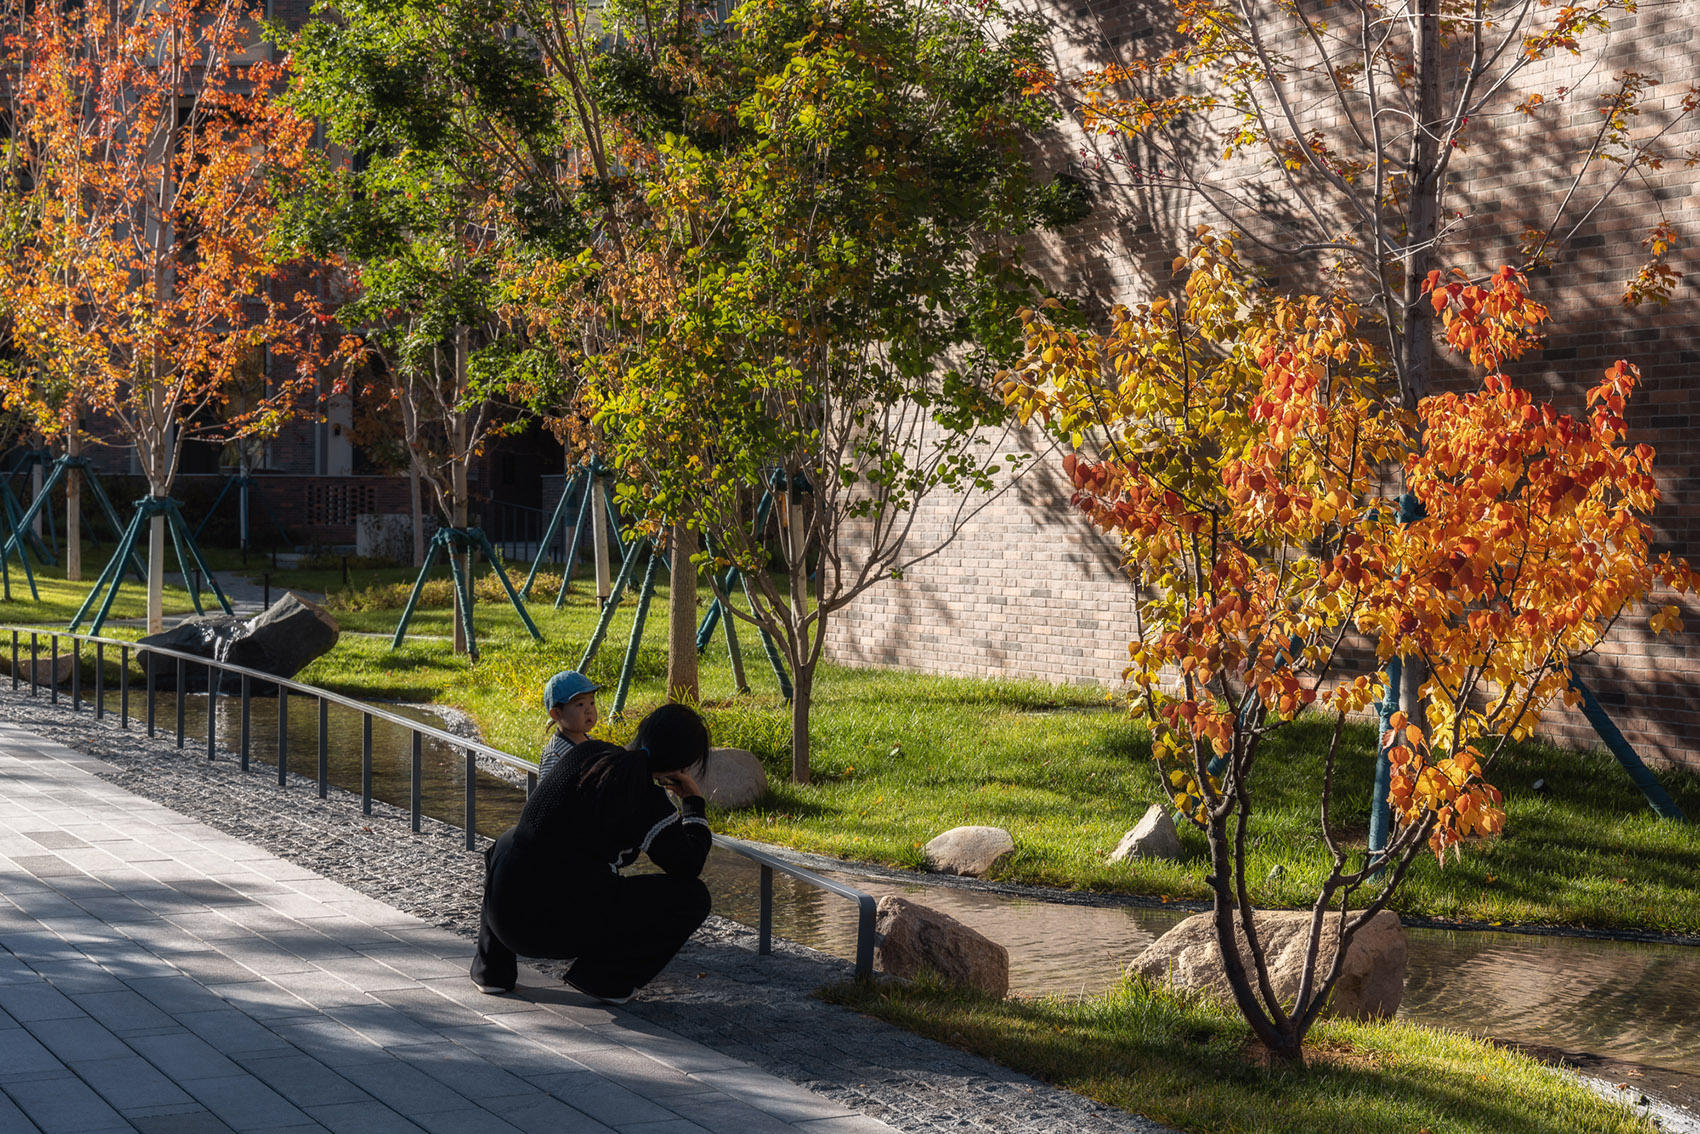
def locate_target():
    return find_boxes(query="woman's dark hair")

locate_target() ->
[636,703,710,774]
[572,703,710,792]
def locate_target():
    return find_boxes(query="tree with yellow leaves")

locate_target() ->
[1006,230,1693,1064]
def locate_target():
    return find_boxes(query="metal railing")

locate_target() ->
[1,625,876,980]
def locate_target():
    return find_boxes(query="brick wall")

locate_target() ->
[826,0,1700,771]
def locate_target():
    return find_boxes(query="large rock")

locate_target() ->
[221,593,340,687]
[1128,908,1407,1021]
[137,615,248,689]
[922,826,1014,877]
[696,747,769,808]
[0,650,75,686]
[138,594,338,693]
[1107,804,1182,864]
[875,896,1009,999]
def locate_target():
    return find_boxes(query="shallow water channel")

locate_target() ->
[112,688,1700,1079]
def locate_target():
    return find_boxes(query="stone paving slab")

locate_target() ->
[0,726,899,1134]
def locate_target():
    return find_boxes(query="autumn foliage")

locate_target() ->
[1006,230,1693,1061]
[0,0,324,493]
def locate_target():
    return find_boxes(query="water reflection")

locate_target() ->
[106,689,1700,1077]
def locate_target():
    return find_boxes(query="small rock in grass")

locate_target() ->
[1105,804,1182,864]
[922,826,1014,877]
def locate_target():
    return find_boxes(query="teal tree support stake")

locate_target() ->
[522,464,586,599]
[390,527,542,655]
[70,497,232,635]
[1368,492,1425,858]
[554,482,595,609]
[611,548,664,718]
[1570,677,1685,821]
[577,537,649,674]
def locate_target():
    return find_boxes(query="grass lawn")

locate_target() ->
[5,551,1700,935]
[823,976,1659,1134]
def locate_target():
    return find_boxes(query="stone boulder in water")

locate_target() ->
[138,594,338,693]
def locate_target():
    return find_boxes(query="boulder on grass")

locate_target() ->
[695,747,769,809]
[922,826,1014,877]
[1106,804,1182,864]
[137,594,338,693]
[875,895,1009,999]
[0,650,75,686]
[220,593,340,688]
[137,615,247,689]
[1127,908,1407,1021]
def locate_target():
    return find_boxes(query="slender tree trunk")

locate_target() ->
[1399,0,1442,411]
[409,460,425,567]
[451,329,470,655]
[591,475,611,607]
[790,658,813,784]
[65,429,82,582]
[667,521,699,702]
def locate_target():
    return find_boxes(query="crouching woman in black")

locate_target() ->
[471,703,713,1004]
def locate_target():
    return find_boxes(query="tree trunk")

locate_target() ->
[1400,0,1443,410]
[65,430,82,582]
[790,659,813,784]
[591,476,611,607]
[667,521,699,703]
[409,460,425,567]
[147,516,165,634]
[451,329,470,656]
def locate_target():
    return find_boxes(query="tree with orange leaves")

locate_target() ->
[0,0,324,631]
[1005,230,1693,1064]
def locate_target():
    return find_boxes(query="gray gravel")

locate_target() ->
[0,687,1171,1134]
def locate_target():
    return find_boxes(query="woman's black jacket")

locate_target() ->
[500,739,711,900]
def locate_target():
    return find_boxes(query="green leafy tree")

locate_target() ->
[582,0,1085,781]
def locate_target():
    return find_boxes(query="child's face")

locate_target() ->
[551,691,598,738]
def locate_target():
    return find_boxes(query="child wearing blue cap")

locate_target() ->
[539,669,601,780]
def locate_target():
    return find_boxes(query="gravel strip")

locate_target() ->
[0,688,1170,1134]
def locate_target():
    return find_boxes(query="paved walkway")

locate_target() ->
[0,725,895,1134]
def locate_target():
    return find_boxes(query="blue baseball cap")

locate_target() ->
[543,670,601,710]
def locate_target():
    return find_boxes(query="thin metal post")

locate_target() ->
[145,650,156,735]
[318,697,329,799]
[206,670,218,761]
[411,732,422,834]
[120,647,129,728]
[240,675,251,771]
[465,748,477,850]
[29,633,38,697]
[71,641,80,711]
[526,771,537,798]
[759,864,774,956]
[362,714,373,816]
[175,657,186,748]
[50,635,58,704]
[94,643,104,720]
[277,690,289,787]
[9,630,16,690]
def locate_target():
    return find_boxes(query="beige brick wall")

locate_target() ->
[826,0,1700,771]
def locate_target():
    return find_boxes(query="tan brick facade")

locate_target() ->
[827,0,1700,771]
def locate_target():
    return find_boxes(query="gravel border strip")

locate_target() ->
[0,689,1171,1134]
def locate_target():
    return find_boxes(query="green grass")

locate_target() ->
[8,552,1700,934]
[823,976,1656,1134]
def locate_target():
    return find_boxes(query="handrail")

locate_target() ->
[716,835,876,981]
[0,623,879,982]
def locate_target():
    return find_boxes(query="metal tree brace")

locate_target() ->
[389,526,542,661]
[69,496,233,635]
[191,473,292,556]
[520,459,626,608]
[2,455,145,602]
